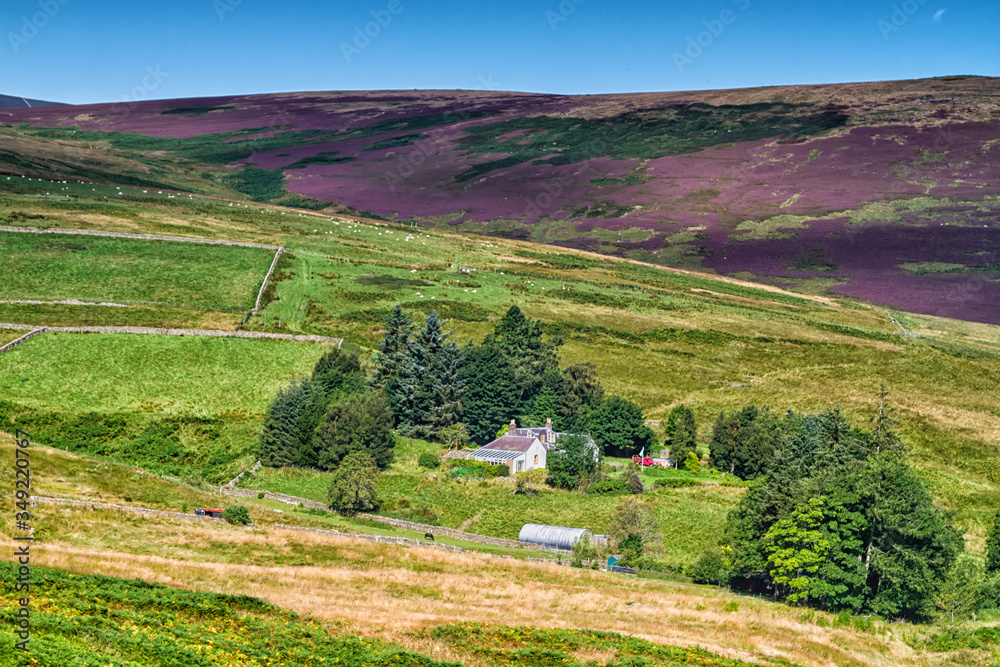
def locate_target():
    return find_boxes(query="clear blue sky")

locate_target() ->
[2,0,997,104]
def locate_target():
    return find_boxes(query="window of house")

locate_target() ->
[516,461,523,473]
[533,454,538,465]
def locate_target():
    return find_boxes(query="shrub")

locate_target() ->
[418,452,440,469]
[223,505,251,525]
[257,492,265,499]
[585,478,629,495]
[684,452,702,474]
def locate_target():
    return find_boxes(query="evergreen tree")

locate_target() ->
[258,380,308,467]
[527,385,560,427]
[459,342,520,443]
[423,341,468,437]
[589,395,656,456]
[664,404,697,468]
[870,385,906,455]
[986,509,1000,574]
[371,305,413,389]
[708,406,781,480]
[491,306,562,408]
[388,310,452,434]
[935,554,983,625]
[560,362,604,432]
[313,393,396,470]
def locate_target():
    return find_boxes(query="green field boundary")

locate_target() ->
[0,322,340,343]
[0,224,281,250]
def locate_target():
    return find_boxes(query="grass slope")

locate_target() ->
[0,231,274,310]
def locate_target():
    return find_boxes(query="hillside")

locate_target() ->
[1,175,999,543]
[0,433,988,667]
[0,77,998,324]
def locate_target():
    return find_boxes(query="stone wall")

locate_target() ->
[0,225,281,250]
[274,523,464,553]
[0,328,45,356]
[33,496,219,522]
[222,485,566,552]
[0,323,339,344]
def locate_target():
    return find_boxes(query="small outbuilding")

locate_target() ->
[518,523,594,550]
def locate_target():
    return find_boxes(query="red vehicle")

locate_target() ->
[632,455,656,466]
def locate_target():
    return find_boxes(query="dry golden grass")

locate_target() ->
[0,504,947,667]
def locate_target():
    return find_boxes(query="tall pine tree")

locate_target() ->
[372,306,413,389]
[460,341,520,443]
[664,404,697,468]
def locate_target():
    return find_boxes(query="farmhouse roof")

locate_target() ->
[481,435,539,453]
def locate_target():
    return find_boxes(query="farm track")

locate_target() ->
[0,323,341,344]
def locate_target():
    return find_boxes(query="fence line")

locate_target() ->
[0,323,339,344]
[0,328,46,356]
[0,225,281,250]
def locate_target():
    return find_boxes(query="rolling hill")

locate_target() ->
[0,76,998,324]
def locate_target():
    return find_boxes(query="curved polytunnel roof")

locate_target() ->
[518,524,593,551]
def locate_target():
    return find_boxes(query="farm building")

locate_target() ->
[469,419,596,473]
[469,432,547,474]
[519,524,594,550]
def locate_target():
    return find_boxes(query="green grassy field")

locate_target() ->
[0,332,332,482]
[0,230,275,310]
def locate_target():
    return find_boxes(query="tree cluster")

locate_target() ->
[376,305,656,454]
[696,400,964,621]
[258,346,395,471]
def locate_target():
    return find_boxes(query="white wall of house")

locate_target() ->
[509,440,547,474]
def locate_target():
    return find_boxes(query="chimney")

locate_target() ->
[510,418,516,434]
[545,417,553,430]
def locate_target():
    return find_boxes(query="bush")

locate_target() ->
[585,478,629,495]
[418,452,440,469]
[623,467,644,494]
[223,505,251,525]
[449,460,508,479]
[257,492,265,499]
[684,452,702,473]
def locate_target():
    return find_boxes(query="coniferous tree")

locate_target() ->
[388,310,451,433]
[527,385,560,427]
[258,380,309,467]
[423,341,468,437]
[314,393,396,470]
[459,341,520,443]
[560,362,604,432]
[491,306,562,408]
[664,404,697,468]
[986,510,1000,574]
[372,305,413,389]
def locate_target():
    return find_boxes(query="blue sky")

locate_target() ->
[1,0,997,104]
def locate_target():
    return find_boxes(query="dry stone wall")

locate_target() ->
[222,486,561,552]
[0,323,339,344]
[0,226,281,250]
[32,496,219,522]
[274,524,464,553]
[0,328,45,356]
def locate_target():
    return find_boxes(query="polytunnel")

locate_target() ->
[518,524,593,551]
